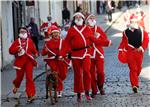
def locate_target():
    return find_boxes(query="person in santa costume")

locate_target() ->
[59,12,110,102]
[135,7,146,30]
[41,25,69,97]
[9,27,38,102]
[85,14,112,98]
[118,13,149,93]
[40,15,59,42]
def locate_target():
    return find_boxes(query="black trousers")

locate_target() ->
[107,10,112,22]
[31,36,39,51]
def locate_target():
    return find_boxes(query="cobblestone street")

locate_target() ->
[16,5,150,107]
[1,4,150,107]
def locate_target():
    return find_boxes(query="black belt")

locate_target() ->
[72,45,92,51]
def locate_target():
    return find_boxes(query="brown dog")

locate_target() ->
[46,71,58,105]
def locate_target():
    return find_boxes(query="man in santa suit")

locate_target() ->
[59,12,110,102]
[85,14,112,98]
[9,27,38,102]
[41,25,69,97]
[40,15,59,41]
[118,14,149,93]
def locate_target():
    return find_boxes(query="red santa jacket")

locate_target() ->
[41,38,70,64]
[90,25,111,59]
[60,25,110,59]
[118,27,149,53]
[9,38,38,70]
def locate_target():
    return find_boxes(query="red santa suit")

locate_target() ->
[118,27,149,88]
[40,21,58,41]
[41,27,69,92]
[9,37,38,97]
[60,24,110,94]
[89,25,111,95]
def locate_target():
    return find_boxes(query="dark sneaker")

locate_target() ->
[12,85,18,94]
[27,96,34,103]
[91,93,96,98]
[132,86,138,93]
[100,89,105,95]
[77,93,82,102]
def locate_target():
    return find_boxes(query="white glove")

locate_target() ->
[95,32,100,38]
[18,48,25,56]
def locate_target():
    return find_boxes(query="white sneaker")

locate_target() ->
[57,91,62,98]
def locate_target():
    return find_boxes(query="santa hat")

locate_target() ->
[86,14,95,21]
[129,13,138,22]
[85,14,95,23]
[48,25,60,35]
[118,51,127,64]
[73,12,85,19]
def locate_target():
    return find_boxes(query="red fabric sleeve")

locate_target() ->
[9,39,20,55]
[41,44,48,56]
[142,30,149,50]
[88,27,110,46]
[118,32,128,50]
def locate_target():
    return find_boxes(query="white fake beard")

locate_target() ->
[19,33,28,39]
[130,23,139,29]
[48,21,52,27]
[75,19,83,26]
[88,19,96,27]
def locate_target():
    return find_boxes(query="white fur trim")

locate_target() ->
[59,39,63,50]
[140,27,144,42]
[43,56,56,60]
[51,30,60,33]
[86,14,95,21]
[128,44,134,48]
[139,46,144,53]
[73,12,85,19]
[93,44,104,58]
[45,44,56,56]
[13,66,21,70]
[118,49,123,51]
[108,40,112,46]
[44,38,50,41]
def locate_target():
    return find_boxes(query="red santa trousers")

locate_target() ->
[90,58,105,94]
[127,50,143,87]
[72,56,91,93]
[47,59,68,91]
[13,58,35,97]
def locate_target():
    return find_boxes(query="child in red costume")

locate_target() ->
[9,27,38,102]
[86,14,112,98]
[41,25,69,97]
[59,12,110,102]
[118,14,149,93]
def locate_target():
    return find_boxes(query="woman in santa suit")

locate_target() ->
[118,14,149,93]
[59,12,110,102]
[9,27,38,102]
[86,14,112,98]
[41,25,69,97]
